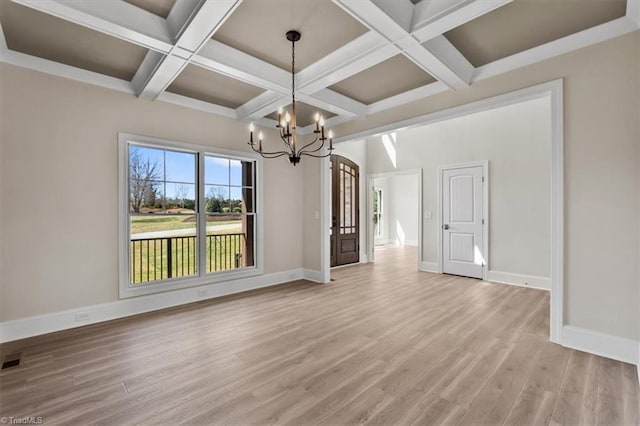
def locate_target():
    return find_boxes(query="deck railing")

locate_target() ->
[130,233,245,284]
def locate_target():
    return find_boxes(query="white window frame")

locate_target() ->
[118,132,264,298]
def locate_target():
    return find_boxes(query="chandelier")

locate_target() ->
[248,30,334,166]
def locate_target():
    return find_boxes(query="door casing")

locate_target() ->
[366,169,423,267]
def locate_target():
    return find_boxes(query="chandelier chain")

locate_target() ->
[291,37,296,121]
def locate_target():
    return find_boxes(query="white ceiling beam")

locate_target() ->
[10,0,382,120]
[411,0,512,42]
[299,89,368,118]
[236,91,287,120]
[334,0,471,88]
[135,0,241,99]
[419,35,474,84]
[295,31,397,93]
[193,40,290,94]
[11,0,173,53]
[232,32,395,119]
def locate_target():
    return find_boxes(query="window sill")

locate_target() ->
[119,267,263,299]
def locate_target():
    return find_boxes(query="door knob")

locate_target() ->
[443,224,449,230]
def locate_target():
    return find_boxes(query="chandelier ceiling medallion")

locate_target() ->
[248,30,334,166]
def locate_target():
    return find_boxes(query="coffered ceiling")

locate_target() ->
[0,0,638,134]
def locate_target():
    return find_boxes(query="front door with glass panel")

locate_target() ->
[330,155,359,267]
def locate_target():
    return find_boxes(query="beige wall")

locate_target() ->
[367,96,552,278]
[0,64,304,321]
[308,32,640,340]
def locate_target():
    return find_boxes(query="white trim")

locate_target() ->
[365,168,423,270]
[419,261,439,273]
[367,82,449,115]
[0,269,305,344]
[485,271,550,291]
[117,132,263,299]
[549,80,564,344]
[335,79,564,346]
[320,156,331,283]
[561,326,639,365]
[637,342,640,386]
[437,161,489,280]
[302,269,323,283]
[0,50,135,94]
[157,91,237,119]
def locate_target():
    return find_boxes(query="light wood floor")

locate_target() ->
[1,246,638,425]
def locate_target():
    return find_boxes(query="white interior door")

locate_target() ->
[441,165,485,279]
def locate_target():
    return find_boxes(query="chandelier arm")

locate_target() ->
[279,133,293,149]
[299,138,329,155]
[248,143,290,158]
[299,150,332,159]
[296,134,321,152]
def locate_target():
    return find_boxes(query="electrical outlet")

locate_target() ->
[75,312,90,322]
[198,289,208,298]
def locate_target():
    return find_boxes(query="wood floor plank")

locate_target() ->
[0,246,637,425]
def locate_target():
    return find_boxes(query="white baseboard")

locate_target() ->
[0,268,305,343]
[561,325,639,365]
[302,269,323,283]
[485,270,550,291]
[419,261,439,273]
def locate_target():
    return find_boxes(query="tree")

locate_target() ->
[175,184,189,209]
[206,186,226,213]
[130,149,161,213]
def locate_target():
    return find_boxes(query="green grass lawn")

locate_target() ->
[130,233,246,284]
[131,215,240,234]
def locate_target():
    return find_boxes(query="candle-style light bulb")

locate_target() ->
[280,119,286,128]
[319,116,325,127]
[249,122,255,132]
[328,130,334,139]
[249,122,255,143]
[328,130,334,150]
[277,107,283,126]
[285,111,291,123]
[314,112,320,122]
[258,131,263,141]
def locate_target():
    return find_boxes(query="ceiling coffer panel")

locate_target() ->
[329,55,436,105]
[213,0,369,71]
[0,1,148,81]
[167,64,266,109]
[445,0,627,67]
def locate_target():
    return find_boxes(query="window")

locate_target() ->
[119,133,261,298]
[373,188,383,237]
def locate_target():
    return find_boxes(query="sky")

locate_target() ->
[130,145,251,200]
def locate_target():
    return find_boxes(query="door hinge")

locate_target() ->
[482,176,485,183]
[482,219,485,225]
